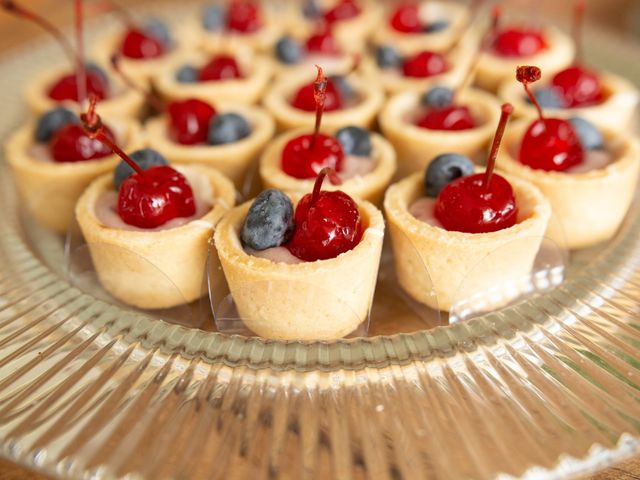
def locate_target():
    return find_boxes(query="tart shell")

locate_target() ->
[75,165,236,309]
[213,193,385,340]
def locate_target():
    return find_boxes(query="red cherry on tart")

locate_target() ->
[167,99,217,145]
[389,3,422,33]
[282,66,344,179]
[226,0,262,33]
[80,97,195,229]
[491,27,547,57]
[305,28,340,55]
[324,0,361,24]
[517,66,584,171]
[290,75,343,112]
[435,103,518,233]
[120,28,166,59]
[50,123,115,163]
[402,51,448,78]
[286,168,362,261]
[416,105,475,131]
[47,71,109,102]
[198,55,244,81]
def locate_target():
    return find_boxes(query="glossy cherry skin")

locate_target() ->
[416,105,476,131]
[117,165,196,229]
[551,65,603,108]
[290,78,343,112]
[167,99,217,145]
[305,30,340,55]
[519,118,584,171]
[324,0,361,23]
[50,124,115,163]
[282,134,344,179]
[492,28,546,57]
[120,28,166,59]
[227,1,262,33]
[48,71,109,102]
[390,3,422,33]
[286,190,362,261]
[402,51,448,78]
[435,173,518,233]
[198,55,243,81]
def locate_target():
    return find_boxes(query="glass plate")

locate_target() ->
[0,3,639,479]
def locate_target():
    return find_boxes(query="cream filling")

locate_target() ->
[94,168,214,232]
[408,196,442,228]
[246,246,304,264]
[338,153,376,179]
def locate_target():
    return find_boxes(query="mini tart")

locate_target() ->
[284,0,383,53]
[153,47,273,105]
[92,31,188,86]
[359,29,476,95]
[144,104,275,188]
[258,128,396,204]
[384,171,551,312]
[476,26,575,92]
[213,193,384,340]
[379,88,501,178]
[498,120,640,250]
[498,70,639,132]
[5,118,143,234]
[263,72,384,131]
[372,1,469,52]
[24,66,145,118]
[76,165,236,310]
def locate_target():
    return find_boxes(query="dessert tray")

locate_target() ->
[0,2,639,479]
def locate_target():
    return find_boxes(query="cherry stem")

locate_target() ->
[311,65,327,150]
[572,0,585,64]
[110,54,165,112]
[483,103,513,191]
[75,0,87,106]
[97,0,135,26]
[1,0,78,66]
[80,95,144,176]
[310,167,342,206]
[516,65,544,121]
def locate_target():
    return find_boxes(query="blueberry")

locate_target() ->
[569,117,604,151]
[114,148,168,189]
[85,62,109,86]
[275,36,304,65]
[336,126,372,157]
[176,64,199,83]
[302,0,321,19]
[202,5,226,31]
[424,153,475,197]
[420,86,454,108]
[528,87,564,109]
[424,20,449,33]
[143,17,172,47]
[241,189,295,250]
[208,113,251,145]
[329,75,354,100]
[34,107,79,143]
[375,45,402,69]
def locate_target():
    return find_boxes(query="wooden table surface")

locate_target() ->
[0,1,638,478]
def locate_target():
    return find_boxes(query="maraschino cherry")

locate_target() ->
[305,27,340,55]
[50,123,115,162]
[198,55,244,81]
[226,0,262,33]
[549,1,603,108]
[324,0,361,24]
[490,8,546,58]
[81,96,195,228]
[389,3,422,33]
[286,167,362,261]
[402,51,448,78]
[290,70,343,112]
[517,66,584,171]
[435,103,518,233]
[282,66,344,178]
[1,0,109,103]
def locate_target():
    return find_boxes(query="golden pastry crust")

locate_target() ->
[213,193,385,340]
[75,165,236,309]
[384,171,551,311]
[476,26,575,92]
[4,118,143,233]
[144,104,275,188]
[153,46,273,105]
[263,71,384,131]
[372,1,470,52]
[498,120,640,249]
[498,70,639,132]
[379,88,501,177]
[24,66,144,118]
[259,128,396,204]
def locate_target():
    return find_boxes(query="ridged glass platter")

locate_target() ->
[0,3,639,479]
